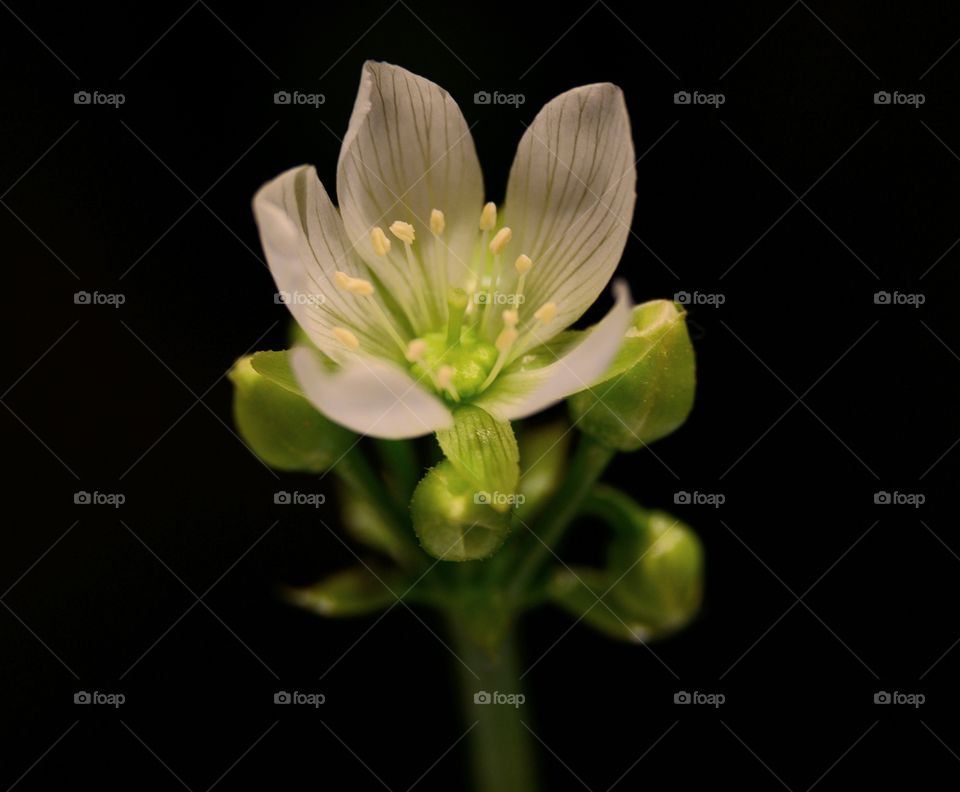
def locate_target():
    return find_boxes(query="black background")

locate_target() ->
[3,0,959,788]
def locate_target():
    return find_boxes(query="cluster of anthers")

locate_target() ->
[327,201,558,404]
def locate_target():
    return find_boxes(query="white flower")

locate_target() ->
[254,61,637,439]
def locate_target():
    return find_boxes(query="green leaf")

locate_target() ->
[436,405,519,511]
[230,353,353,472]
[410,460,512,561]
[569,300,695,451]
[282,566,403,617]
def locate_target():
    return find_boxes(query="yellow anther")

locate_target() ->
[405,339,427,363]
[389,220,416,245]
[502,309,519,327]
[334,270,374,296]
[333,327,360,350]
[437,365,460,400]
[495,327,518,352]
[479,202,497,231]
[489,227,512,255]
[514,254,532,275]
[534,302,557,324]
[371,227,391,256]
[430,209,445,236]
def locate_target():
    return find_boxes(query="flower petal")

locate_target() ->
[502,83,636,352]
[474,281,633,421]
[337,61,484,330]
[253,165,401,363]
[290,347,453,439]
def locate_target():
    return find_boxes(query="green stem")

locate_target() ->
[507,434,614,601]
[448,617,538,792]
[334,446,426,572]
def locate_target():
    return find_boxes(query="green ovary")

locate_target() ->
[411,327,497,400]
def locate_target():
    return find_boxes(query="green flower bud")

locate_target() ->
[606,509,703,634]
[410,460,512,561]
[282,566,405,617]
[229,351,353,472]
[569,300,695,451]
[547,486,703,640]
[516,420,571,522]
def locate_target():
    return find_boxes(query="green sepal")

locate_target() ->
[410,460,512,561]
[436,405,519,512]
[281,566,405,617]
[229,352,353,472]
[569,300,695,451]
[546,567,655,643]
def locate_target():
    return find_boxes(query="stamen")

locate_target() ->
[489,227,512,256]
[495,327,518,351]
[334,270,374,296]
[405,338,427,363]
[371,227,391,256]
[502,309,519,327]
[479,202,497,231]
[480,326,518,392]
[437,365,460,401]
[534,302,558,324]
[389,220,416,245]
[430,209,445,236]
[514,254,532,275]
[333,327,360,350]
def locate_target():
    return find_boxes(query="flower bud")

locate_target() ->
[606,509,703,634]
[569,300,695,451]
[229,351,353,472]
[410,460,512,561]
[515,420,571,521]
[282,566,404,617]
